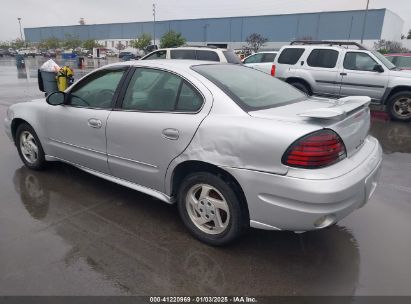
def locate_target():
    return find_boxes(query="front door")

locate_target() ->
[45,67,127,173]
[106,67,212,193]
[338,51,389,101]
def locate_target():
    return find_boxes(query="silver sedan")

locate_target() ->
[4,60,382,245]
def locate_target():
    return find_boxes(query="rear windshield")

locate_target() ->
[223,50,242,64]
[192,64,305,111]
[278,48,305,65]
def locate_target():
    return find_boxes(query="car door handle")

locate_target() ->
[88,118,102,129]
[162,128,179,140]
[340,72,347,76]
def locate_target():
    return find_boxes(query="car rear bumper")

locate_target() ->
[224,136,382,231]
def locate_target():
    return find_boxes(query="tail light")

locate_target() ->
[271,64,276,76]
[282,129,346,169]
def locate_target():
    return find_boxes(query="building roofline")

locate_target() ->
[24,8,395,30]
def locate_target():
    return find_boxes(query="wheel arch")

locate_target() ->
[170,160,249,220]
[11,118,29,144]
[383,86,411,104]
[285,77,313,95]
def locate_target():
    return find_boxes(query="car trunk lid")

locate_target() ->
[248,96,371,157]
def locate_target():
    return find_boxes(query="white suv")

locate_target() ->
[274,41,411,122]
[141,46,241,64]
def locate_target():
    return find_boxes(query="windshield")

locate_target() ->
[192,64,305,111]
[372,51,396,70]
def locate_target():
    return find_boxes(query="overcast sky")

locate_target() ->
[1,0,410,41]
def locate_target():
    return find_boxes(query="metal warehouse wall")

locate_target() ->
[25,9,388,43]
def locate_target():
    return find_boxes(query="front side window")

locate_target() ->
[170,50,196,60]
[68,69,125,108]
[244,53,264,64]
[344,52,378,71]
[196,50,219,62]
[277,48,305,65]
[192,64,304,111]
[122,68,203,112]
[143,50,167,60]
[307,49,339,68]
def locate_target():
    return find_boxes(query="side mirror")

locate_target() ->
[373,64,384,73]
[46,91,66,106]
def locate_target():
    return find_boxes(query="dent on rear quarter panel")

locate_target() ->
[164,112,320,195]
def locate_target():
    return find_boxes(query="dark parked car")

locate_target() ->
[119,51,136,59]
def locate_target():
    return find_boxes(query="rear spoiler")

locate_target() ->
[297,96,371,120]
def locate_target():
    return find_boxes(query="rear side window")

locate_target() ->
[307,49,339,68]
[170,50,196,60]
[278,48,305,65]
[262,53,276,62]
[196,50,219,62]
[223,50,241,64]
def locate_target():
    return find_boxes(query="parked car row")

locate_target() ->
[238,41,411,122]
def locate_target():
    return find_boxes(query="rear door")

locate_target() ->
[106,67,212,192]
[304,48,341,97]
[338,51,389,101]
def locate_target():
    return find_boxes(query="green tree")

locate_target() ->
[0,41,11,49]
[11,38,25,49]
[407,29,411,39]
[160,31,186,48]
[245,33,268,53]
[130,33,152,50]
[63,34,82,49]
[39,37,60,49]
[82,39,101,50]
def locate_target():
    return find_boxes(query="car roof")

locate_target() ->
[155,47,228,51]
[105,59,225,71]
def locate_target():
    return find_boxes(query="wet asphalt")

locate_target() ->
[0,56,410,296]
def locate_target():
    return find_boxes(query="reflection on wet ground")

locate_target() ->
[0,56,410,296]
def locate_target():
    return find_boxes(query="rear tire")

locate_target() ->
[16,123,47,170]
[387,91,411,122]
[177,172,248,246]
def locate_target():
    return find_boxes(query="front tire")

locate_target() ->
[387,91,411,122]
[177,172,248,246]
[16,123,47,170]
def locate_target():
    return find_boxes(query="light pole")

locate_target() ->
[152,3,156,45]
[360,0,370,44]
[203,24,209,46]
[17,17,23,41]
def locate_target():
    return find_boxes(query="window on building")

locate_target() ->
[277,48,305,65]
[104,41,107,47]
[307,49,339,68]
[126,41,128,47]
[112,41,114,48]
